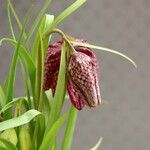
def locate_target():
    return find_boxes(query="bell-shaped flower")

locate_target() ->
[43,39,101,110]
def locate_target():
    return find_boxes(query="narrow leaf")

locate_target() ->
[0,86,6,109]
[0,109,42,132]
[33,16,54,108]
[71,41,137,68]
[34,34,42,109]
[7,0,27,39]
[43,0,87,38]
[7,4,16,40]
[90,138,103,150]
[0,38,36,95]
[39,113,68,150]
[0,128,18,146]
[0,139,18,150]
[5,9,31,119]
[0,98,27,114]
[0,38,35,73]
[61,106,78,150]
[45,42,67,134]
[26,0,52,42]
[33,32,46,147]
[31,14,54,63]
[20,60,32,109]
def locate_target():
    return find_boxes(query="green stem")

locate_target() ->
[43,28,76,54]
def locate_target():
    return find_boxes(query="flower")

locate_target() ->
[43,39,101,110]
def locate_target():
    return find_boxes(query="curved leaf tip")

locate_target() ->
[90,137,103,150]
[71,41,137,68]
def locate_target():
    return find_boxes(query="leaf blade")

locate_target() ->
[5,9,31,119]
[0,38,36,96]
[0,138,18,150]
[39,113,68,150]
[43,0,87,38]
[71,41,137,68]
[45,42,67,134]
[0,98,27,114]
[31,14,54,63]
[90,138,103,150]
[0,86,6,109]
[0,109,42,132]
[61,106,78,150]
[26,0,52,42]
[7,4,16,40]
[7,0,27,39]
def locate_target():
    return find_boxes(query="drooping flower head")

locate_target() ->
[43,38,101,110]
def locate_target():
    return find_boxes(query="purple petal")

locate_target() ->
[68,51,101,107]
[67,79,85,110]
[43,41,62,92]
[43,38,101,110]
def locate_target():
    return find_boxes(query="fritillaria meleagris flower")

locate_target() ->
[43,39,101,110]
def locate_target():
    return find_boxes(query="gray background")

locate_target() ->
[0,0,150,150]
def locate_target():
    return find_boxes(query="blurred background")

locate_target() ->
[0,0,150,149]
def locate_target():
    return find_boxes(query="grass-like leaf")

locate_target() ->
[90,138,103,150]
[7,3,16,40]
[0,138,18,150]
[26,0,52,42]
[71,41,137,68]
[31,15,54,145]
[34,33,43,109]
[0,86,6,109]
[32,32,46,147]
[41,91,53,122]
[42,92,51,119]
[37,31,47,111]
[34,21,51,108]
[31,14,54,63]
[5,12,30,119]
[43,0,87,38]
[0,109,42,132]
[7,0,27,39]
[39,113,68,150]
[0,38,36,96]
[0,38,35,72]
[61,106,78,150]
[20,60,32,109]
[45,42,67,135]
[0,98,28,114]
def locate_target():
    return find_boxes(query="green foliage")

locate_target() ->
[1,0,87,148]
[0,86,6,109]
[0,138,18,150]
[0,128,18,146]
[0,109,42,132]
[39,113,68,150]
[61,106,78,150]
[0,98,28,114]
[43,0,87,38]
[4,7,32,119]
[18,126,32,150]
[45,42,67,135]
[0,0,136,149]
[71,41,137,68]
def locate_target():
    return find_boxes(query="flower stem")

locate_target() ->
[43,28,76,54]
